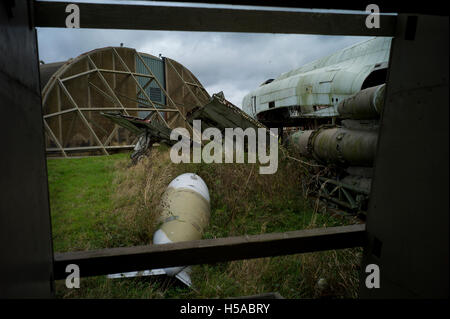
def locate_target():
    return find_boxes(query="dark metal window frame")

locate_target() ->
[3,0,446,299]
[32,0,397,280]
[32,3,449,298]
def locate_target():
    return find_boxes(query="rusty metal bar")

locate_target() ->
[43,120,68,158]
[165,58,204,109]
[318,176,370,195]
[111,48,169,127]
[57,79,109,155]
[34,2,397,36]
[60,69,97,82]
[53,224,366,279]
[103,125,119,147]
[87,55,129,116]
[47,145,135,152]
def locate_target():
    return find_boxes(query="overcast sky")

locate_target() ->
[36,3,371,107]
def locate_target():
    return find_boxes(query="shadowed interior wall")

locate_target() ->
[360,14,449,298]
[0,1,54,298]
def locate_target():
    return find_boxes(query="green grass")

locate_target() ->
[48,147,361,299]
[47,153,132,252]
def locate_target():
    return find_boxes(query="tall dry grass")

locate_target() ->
[108,145,361,298]
[111,148,179,245]
[111,145,310,241]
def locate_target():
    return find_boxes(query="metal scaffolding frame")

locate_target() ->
[41,47,208,157]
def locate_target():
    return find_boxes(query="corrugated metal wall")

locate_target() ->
[136,54,166,118]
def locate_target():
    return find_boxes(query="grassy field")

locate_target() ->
[47,146,362,299]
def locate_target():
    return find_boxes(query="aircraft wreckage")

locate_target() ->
[103,37,391,218]
[40,37,392,285]
[242,37,391,216]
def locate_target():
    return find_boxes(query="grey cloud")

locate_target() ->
[37,28,370,107]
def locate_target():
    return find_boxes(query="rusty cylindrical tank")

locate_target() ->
[288,126,378,167]
[337,84,385,119]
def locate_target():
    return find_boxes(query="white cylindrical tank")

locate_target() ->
[152,173,211,280]
[107,173,210,285]
[153,172,210,244]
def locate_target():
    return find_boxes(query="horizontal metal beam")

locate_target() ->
[43,107,77,118]
[120,1,445,15]
[320,193,355,210]
[53,224,366,279]
[44,108,178,118]
[60,69,97,82]
[79,107,177,112]
[97,69,155,79]
[34,2,396,36]
[47,145,135,152]
[318,176,370,195]
[60,69,155,82]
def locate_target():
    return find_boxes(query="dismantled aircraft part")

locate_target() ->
[340,119,379,131]
[283,84,383,215]
[101,112,176,144]
[242,37,391,126]
[106,265,193,286]
[187,93,268,134]
[242,39,389,216]
[317,176,370,214]
[100,111,200,162]
[289,126,378,167]
[130,132,152,163]
[345,166,373,178]
[254,105,336,128]
[308,127,377,167]
[286,130,312,155]
[107,173,210,287]
[102,92,272,163]
[337,84,385,119]
[106,266,192,286]
[340,175,372,195]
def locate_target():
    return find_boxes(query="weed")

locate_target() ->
[48,146,361,298]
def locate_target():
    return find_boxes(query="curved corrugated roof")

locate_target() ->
[39,61,65,90]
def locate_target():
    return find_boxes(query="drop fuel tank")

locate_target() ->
[107,173,210,287]
[288,126,378,167]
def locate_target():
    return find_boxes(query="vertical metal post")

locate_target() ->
[360,14,449,298]
[0,1,55,298]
